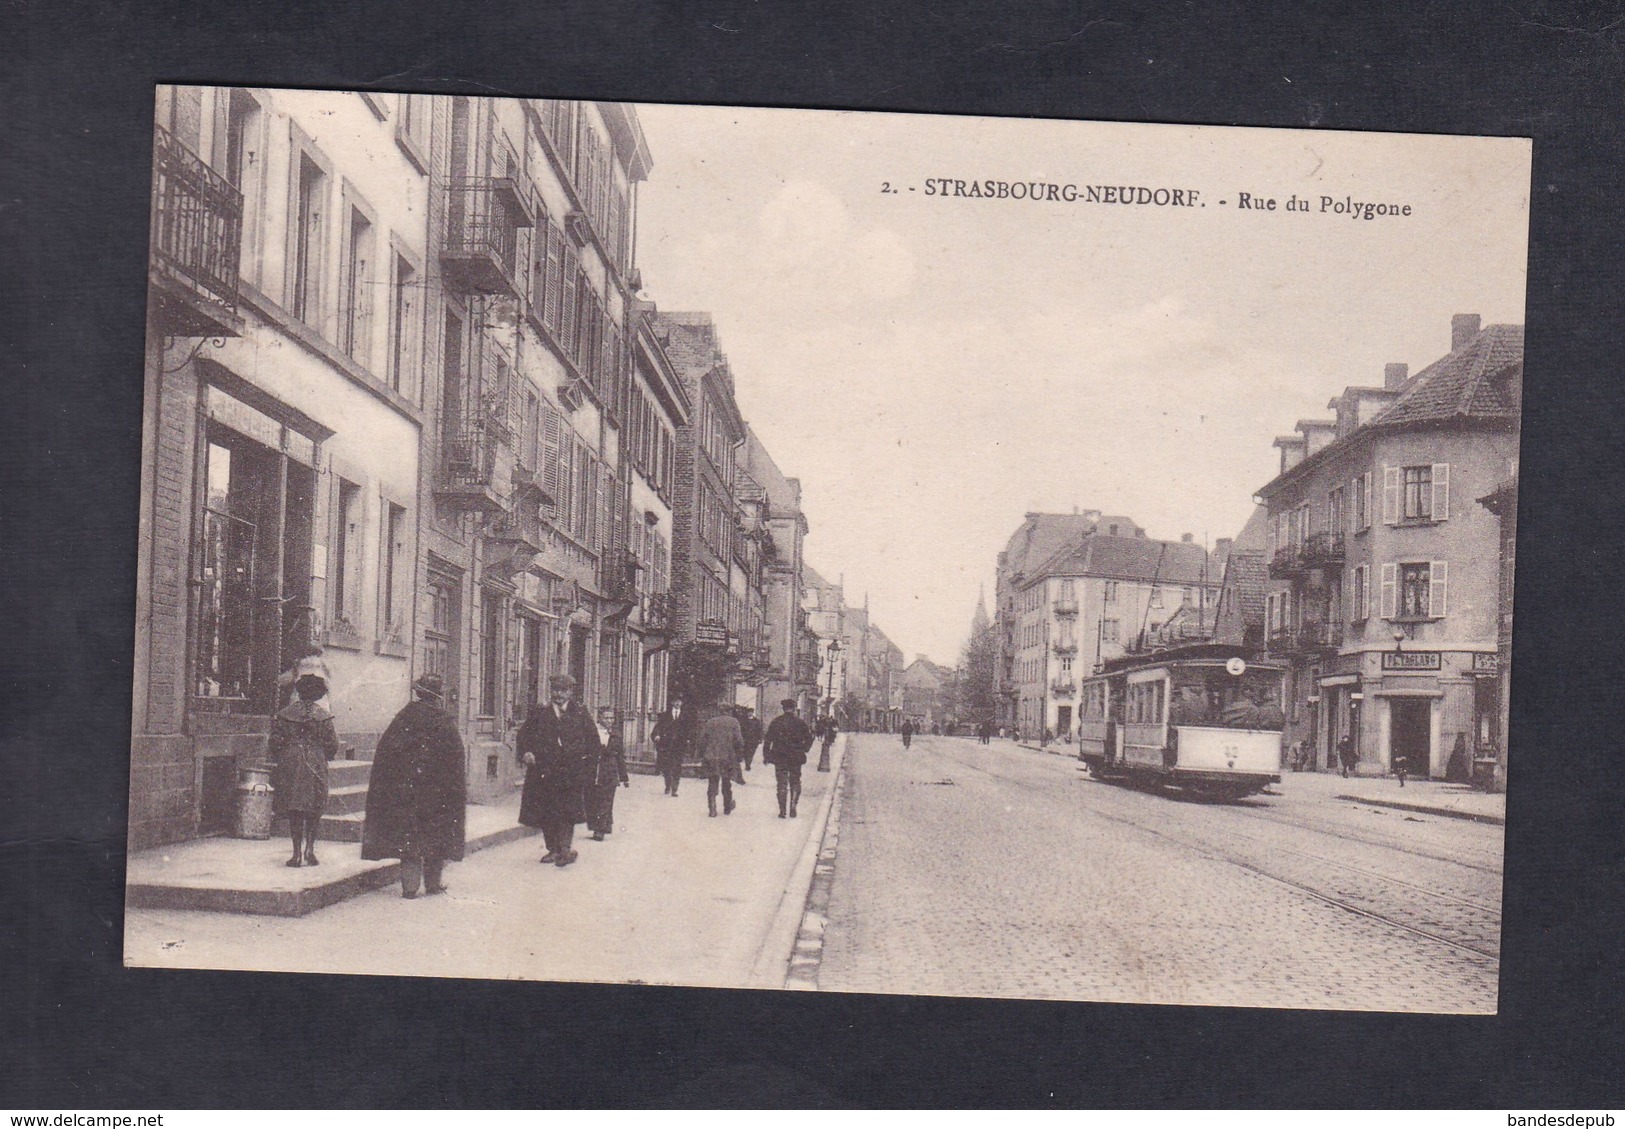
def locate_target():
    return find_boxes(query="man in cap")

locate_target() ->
[762,698,816,819]
[363,674,467,898]
[517,674,601,867]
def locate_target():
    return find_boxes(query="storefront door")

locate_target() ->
[1390,699,1431,778]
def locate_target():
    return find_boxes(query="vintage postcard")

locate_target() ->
[126,88,1527,1013]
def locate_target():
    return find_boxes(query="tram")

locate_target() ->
[1076,643,1286,799]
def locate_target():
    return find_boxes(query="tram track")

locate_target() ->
[905,737,1502,963]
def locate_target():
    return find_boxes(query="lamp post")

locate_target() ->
[824,638,842,723]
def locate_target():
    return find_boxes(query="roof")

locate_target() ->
[1024,534,1215,588]
[1370,324,1523,429]
[1000,512,1143,580]
[1259,323,1523,498]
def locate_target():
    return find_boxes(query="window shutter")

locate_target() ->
[541,403,562,506]
[1430,560,1448,618]
[1361,471,1373,529]
[544,224,564,336]
[1432,462,1450,521]
[561,244,579,358]
[1382,466,1399,524]
[1380,563,1397,619]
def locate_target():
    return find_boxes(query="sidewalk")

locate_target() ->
[124,739,851,989]
[1014,738,1505,825]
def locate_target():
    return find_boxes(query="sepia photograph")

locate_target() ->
[124,87,1528,1014]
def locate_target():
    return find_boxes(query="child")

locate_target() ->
[268,672,337,867]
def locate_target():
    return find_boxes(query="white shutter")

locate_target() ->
[1430,560,1449,618]
[1362,471,1373,529]
[1360,565,1371,620]
[1432,463,1450,521]
[1349,480,1359,532]
[1380,563,1397,619]
[1382,466,1400,524]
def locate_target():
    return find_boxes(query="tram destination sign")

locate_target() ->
[1381,651,1442,671]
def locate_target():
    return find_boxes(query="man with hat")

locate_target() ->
[696,698,746,818]
[736,705,764,776]
[762,698,816,819]
[517,674,601,867]
[362,674,468,898]
[651,695,694,797]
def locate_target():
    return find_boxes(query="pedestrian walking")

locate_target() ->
[1338,733,1357,779]
[651,697,693,797]
[817,715,839,772]
[900,718,914,749]
[276,645,334,711]
[1393,748,1410,788]
[268,670,337,868]
[738,706,764,774]
[587,706,630,841]
[517,674,601,867]
[697,701,745,817]
[762,698,815,818]
[362,674,467,898]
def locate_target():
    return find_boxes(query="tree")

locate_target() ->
[957,617,999,722]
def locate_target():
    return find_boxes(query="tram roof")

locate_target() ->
[1090,641,1281,677]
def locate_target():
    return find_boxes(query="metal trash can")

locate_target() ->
[233,764,275,839]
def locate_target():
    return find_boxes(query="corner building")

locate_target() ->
[1257,315,1521,778]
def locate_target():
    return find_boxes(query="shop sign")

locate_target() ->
[695,622,730,647]
[1381,651,1441,671]
[1472,652,1501,673]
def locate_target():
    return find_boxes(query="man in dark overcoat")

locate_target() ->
[362,674,467,898]
[517,674,601,868]
[651,696,694,797]
[587,705,630,840]
[900,718,915,749]
[737,706,765,774]
[817,714,839,772]
[697,700,745,818]
[762,698,815,819]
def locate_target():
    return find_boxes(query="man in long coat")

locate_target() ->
[651,696,694,797]
[737,706,764,774]
[517,674,601,867]
[762,698,815,819]
[362,674,467,898]
[697,701,745,818]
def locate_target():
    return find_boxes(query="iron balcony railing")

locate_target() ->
[150,123,242,334]
[1269,543,1307,578]
[1301,531,1346,567]
[1052,640,1078,655]
[1050,680,1077,698]
[441,177,531,296]
[441,416,499,488]
[1052,598,1079,615]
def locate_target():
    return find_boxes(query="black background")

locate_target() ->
[5,0,1624,1108]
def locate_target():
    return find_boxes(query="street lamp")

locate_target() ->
[824,638,842,722]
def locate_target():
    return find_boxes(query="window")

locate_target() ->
[1350,564,1369,621]
[378,502,408,639]
[1060,656,1072,675]
[290,152,326,324]
[1384,464,1451,524]
[1353,472,1371,531]
[395,94,429,173]
[220,89,263,282]
[1381,561,1449,620]
[1103,580,1118,604]
[1127,680,1166,725]
[1149,586,1163,609]
[1327,485,1345,535]
[1101,619,1120,644]
[341,205,374,365]
[332,479,364,628]
[389,253,417,395]
[480,589,504,718]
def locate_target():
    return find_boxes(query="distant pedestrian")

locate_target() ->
[652,697,693,797]
[1338,733,1357,778]
[587,706,630,841]
[269,671,337,868]
[737,706,764,774]
[900,718,915,749]
[1393,749,1410,788]
[763,698,815,818]
[817,715,839,772]
[518,674,600,868]
[697,701,745,817]
[362,674,467,898]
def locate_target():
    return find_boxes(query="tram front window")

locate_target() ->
[1169,669,1285,730]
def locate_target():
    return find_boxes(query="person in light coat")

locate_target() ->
[696,701,745,818]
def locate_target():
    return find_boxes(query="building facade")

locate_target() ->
[1257,315,1522,779]
[899,657,952,729]
[134,86,430,848]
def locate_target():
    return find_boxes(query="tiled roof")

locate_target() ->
[1029,535,1215,586]
[1002,513,1142,578]
[1225,552,1269,626]
[1368,324,1523,429]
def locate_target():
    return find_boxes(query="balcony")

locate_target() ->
[1050,679,1077,698]
[1267,621,1344,655]
[1052,641,1078,655]
[639,591,674,636]
[1301,531,1345,567]
[435,416,507,513]
[1267,626,1297,654]
[149,124,243,338]
[1268,543,1306,579]
[440,177,533,296]
[1052,597,1079,616]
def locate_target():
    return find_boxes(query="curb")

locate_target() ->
[749,735,849,990]
[125,822,539,918]
[1334,793,1505,826]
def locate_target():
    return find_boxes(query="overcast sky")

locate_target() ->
[630,104,1530,667]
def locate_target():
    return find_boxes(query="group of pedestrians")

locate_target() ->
[267,656,839,900]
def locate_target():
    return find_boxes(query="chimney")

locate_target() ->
[1214,537,1233,557]
[1384,363,1408,390]
[1181,533,1193,543]
[1451,313,1481,351]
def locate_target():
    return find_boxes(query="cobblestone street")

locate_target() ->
[817,734,1503,1012]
